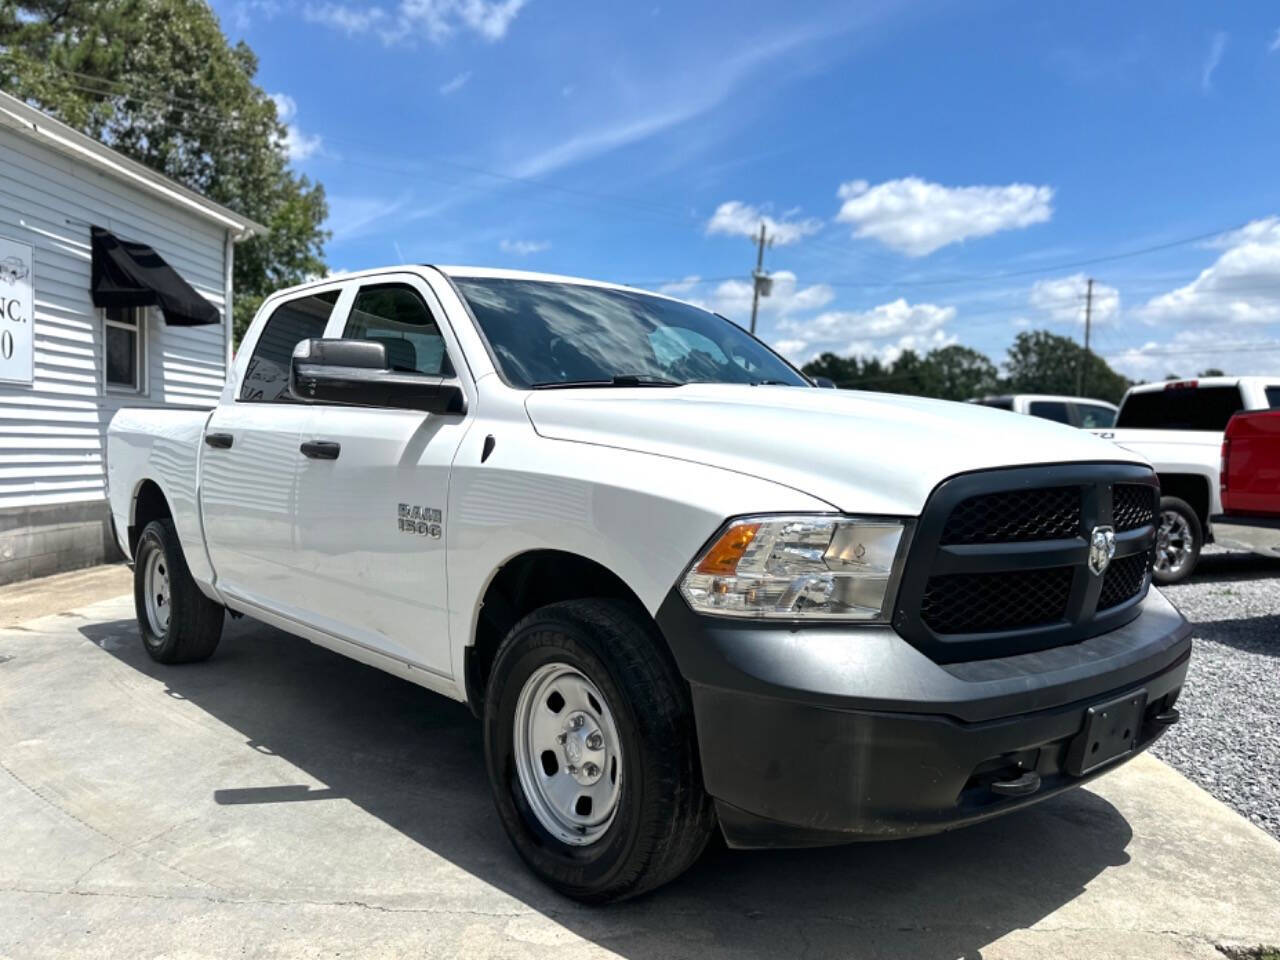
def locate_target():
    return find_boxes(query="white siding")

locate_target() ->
[0,126,228,510]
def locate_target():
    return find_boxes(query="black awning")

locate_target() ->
[90,226,221,326]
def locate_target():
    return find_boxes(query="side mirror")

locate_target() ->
[813,376,837,389]
[289,338,466,414]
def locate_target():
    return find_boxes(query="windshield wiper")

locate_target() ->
[530,375,684,389]
[751,379,799,386]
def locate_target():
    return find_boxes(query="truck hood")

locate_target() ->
[525,384,1148,515]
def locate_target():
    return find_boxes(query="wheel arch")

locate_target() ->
[464,549,664,716]
[1155,472,1212,533]
[128,478,174,557]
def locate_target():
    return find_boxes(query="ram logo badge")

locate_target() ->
[1088,525,1116,576]
[398,503,442,539]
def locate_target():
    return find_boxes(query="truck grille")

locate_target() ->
[1099,551,1152,610]
[941,487,1080,544]
[921,567,1073,634]
[893,464,1159,663]
[1113,483,1158,532]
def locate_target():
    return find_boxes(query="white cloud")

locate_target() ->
[704,271,835,321]
[303,2,388,33]
[1202,31,1227,91]
[231,0,281,31]
[304,0,526,44]
[1029,273,1120,324]
[656,275,701,296]
[510,26,823,179]
[705,201,821,246]
[1271,28,1280,53]
[326,194,410,242]
[772,298,957,363]
[1107,328,1279,379]
[439,71,472,95]
[499,238,549,255]
[1140,217,1280,326]
[270,93,322,161]
[834,177,1054,257]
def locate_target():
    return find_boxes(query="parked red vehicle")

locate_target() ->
[1210,410,1280,558]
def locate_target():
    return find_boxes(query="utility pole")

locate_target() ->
[1077,277,1094,397]
[749,222,772,335]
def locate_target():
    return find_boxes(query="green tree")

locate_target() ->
[0,0,328,341]
[1003,330,1131,403]
[922,344,999,401]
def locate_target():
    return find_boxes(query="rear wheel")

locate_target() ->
[133,519,224,663]
[483,598,715,903]
[1153,496,1202,585]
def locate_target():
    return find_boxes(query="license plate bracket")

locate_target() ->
[1066,689,1148,776]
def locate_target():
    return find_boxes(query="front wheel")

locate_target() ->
[1152,496,1202,585]
[483,599,715,903]
[133,518,224,663]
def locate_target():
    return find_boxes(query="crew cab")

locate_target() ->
[971,393,1117,429]
[1097,377,1280,583]
[107,266,1191,902]
[1211,410,1280,558]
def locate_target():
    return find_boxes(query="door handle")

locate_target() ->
[300,440,341,460]
[204,432,234,449]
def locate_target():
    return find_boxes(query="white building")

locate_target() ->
[0,91,263,583]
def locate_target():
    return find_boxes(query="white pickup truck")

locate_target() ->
[108,266,1191,901]
[1097,377,1280,583]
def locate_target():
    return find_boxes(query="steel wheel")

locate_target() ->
[142,546,172,639]
[1155,508,1194,578]
[513,662,623,846]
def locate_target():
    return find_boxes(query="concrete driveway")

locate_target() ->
[2,590,1279,960]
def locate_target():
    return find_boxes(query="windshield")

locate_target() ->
[453,277,809,389]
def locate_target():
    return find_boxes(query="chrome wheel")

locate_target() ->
[513,662,623,846]
[1155,509,1194,577]
[143,547,171,638]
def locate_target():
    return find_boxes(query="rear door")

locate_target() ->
[290,274,472,678]
[200,287,345,618]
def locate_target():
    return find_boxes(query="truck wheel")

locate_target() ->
[1153,496,1202,585]
[133,519,224,664]
[483,598,715,903]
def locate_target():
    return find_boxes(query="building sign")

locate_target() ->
[0,236,33,384]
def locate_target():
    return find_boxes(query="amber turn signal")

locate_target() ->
[695,521,760,575]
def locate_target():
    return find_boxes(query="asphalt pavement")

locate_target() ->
[2,578,1279,959]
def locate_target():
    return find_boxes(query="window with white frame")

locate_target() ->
[104,306,147,393]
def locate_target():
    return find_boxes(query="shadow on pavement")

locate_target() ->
[82,614,1135,959]
[1185,550,1280,584]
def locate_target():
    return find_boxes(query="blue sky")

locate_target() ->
[218,0,1280,381]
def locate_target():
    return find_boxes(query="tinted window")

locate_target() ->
[975,397,1014,411]
[344,284,452,376]
[1115,386,1244,431]
[454,278,807,389]
[1267,386,1280,408]
[1029,400,1071,424]
[240,291,339,402]
[1074,403,1116,428]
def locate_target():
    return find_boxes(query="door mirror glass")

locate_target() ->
[288,338,466,414]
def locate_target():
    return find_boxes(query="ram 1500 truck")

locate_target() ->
[1097,377,1280,583]
[1211,409,1280,557]
[108,266,1191,902]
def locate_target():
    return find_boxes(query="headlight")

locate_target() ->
[679,515,907,621]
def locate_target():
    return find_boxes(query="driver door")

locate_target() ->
[290,275,471,679]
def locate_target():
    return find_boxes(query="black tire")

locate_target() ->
[483,598,715,903]
[1153,495,1202,585]
[133,518,224,663]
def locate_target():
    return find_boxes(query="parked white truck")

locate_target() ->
[107,266,1191,901]
[1098,377,1280,583]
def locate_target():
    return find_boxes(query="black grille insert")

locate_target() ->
[940,486,1080,544]
[1099,552,1151,610]
[1113,483,1157,532]
[921,566,1073,634]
